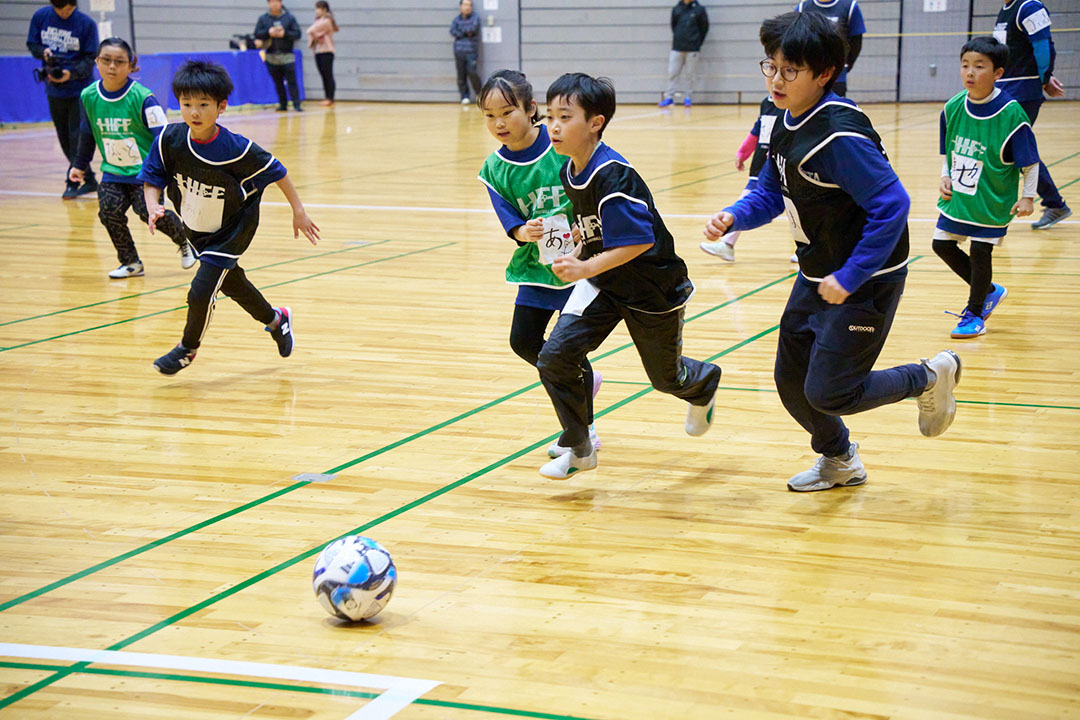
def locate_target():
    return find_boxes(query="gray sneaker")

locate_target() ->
[916,350,962,437]
[1031,206,1072,230]
[787,442,867,492]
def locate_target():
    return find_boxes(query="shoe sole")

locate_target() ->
[950,328,986,339]
[787,475,867,492]
[1032,209,1072,230]
[918,350,961,437]
[699,242,735,261]
[153,361,180,375]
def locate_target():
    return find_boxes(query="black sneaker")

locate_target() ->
[265,306,294,357]
[293,103,303,112]
[276,104,288,112]
[77,173,99,196]
[154,343,197,375]
[62,181,80,199]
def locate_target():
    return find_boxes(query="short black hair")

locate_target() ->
[760,12,847,92]
[545,73,616,139]
[98,37,134,64]
[172,59,234,103]
[961,36,1009,70]
[479,69,540,124]
[50,0,76,8]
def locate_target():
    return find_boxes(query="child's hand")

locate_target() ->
[516,218,544,243]
[703,211,734,241]
[1044,76,1065,98]
[939,176,953,201]
[69,167,85,184]
[817,274,851,305]
[293,211,320,244]
[552,254,589,283]
[735,155,747,172]
[1012,197,1035,217]
[147,203,165,234]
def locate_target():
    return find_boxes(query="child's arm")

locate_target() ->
[735,132,757,172]
[275,174,320,244]
[703,159,784,240]
[69,102,95,184]
[1012,165,1037,217]
[938,109,952,200]
[551,243,650,283]
[144,183,167,234]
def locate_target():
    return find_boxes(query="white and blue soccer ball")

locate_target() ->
[312,535,397,621]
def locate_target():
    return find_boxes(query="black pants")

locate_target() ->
[932,238,994,317]
[1017,99,1065,209]
[182,262,276,349]
[97,182,185,265]
[510,304,595,426]
[454,51,480,100]
[266,62,301,108]
[774,273,927,458]
[537,290,721,450]
[315,52,335,101]
[48,94,94,182]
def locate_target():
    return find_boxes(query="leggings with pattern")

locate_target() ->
[97,181,185,265]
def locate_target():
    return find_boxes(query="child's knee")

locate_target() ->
[804,381,859,416]
[931,238,955,257]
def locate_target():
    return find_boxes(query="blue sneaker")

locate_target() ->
[658,97,674,108]
[981,283,1008,319]
[948,309,986,339]
[683,97,692,107]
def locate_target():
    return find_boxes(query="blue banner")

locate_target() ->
[0,49,303,125]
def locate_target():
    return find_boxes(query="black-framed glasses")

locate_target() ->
[760,60,808,82]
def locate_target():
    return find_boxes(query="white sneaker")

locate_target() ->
[548,425,601,458]
[460,97,471,105]
[789,253,799,263]
[178,241,196,269]
[685,390,717,436]
[108,261,144,278]
[539,446,598,479]
[700,240,735,262]
[916,350,961,437]
[787,442,867,492]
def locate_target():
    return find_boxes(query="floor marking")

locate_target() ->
[0,643,439,720]
[293,473,339,483]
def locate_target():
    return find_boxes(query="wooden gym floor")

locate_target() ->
[0,99,1078,719]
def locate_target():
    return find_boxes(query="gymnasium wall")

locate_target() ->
[1,0,1077,105]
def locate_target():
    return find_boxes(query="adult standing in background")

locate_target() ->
[995,0,1071,229]
[307,1,338,107]
[659,0,709,108]
[27,0,99,198]
[795,0,865,97]
[451,0,481,105]
[255,0,303,112]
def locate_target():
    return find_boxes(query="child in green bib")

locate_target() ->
[70,37,190,278]
[476,69,602,458]
[934,36,1039,339]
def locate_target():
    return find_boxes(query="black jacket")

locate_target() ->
[671,0,709,52]
[254,9,302,55]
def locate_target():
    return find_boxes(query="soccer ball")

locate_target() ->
[312,535,397,621]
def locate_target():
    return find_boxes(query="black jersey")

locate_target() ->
[560,144,693,313]
[139,123,286,266]
[769,101,909,281]
[994,0,1054,102]
[749,96,783,181]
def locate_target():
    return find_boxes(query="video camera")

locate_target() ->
[229,34,257,50]
[33,55,66,83]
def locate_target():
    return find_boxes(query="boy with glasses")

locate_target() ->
[703,12,961,492]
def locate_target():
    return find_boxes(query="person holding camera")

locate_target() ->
[255,0,303,112]
[27,0,100,199]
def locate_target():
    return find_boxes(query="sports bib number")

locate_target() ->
[950,154,983,196]
[538,215,575,265]
[782,196,809,245]
[103,136,142,167]
[758,115,776,145]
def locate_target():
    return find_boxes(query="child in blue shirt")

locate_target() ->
[537,73,722,479]
[703,12,960,492]
[138,60,319,375]
[934,36,1039,339]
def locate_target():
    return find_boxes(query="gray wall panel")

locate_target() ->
[3,1,1076,106]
